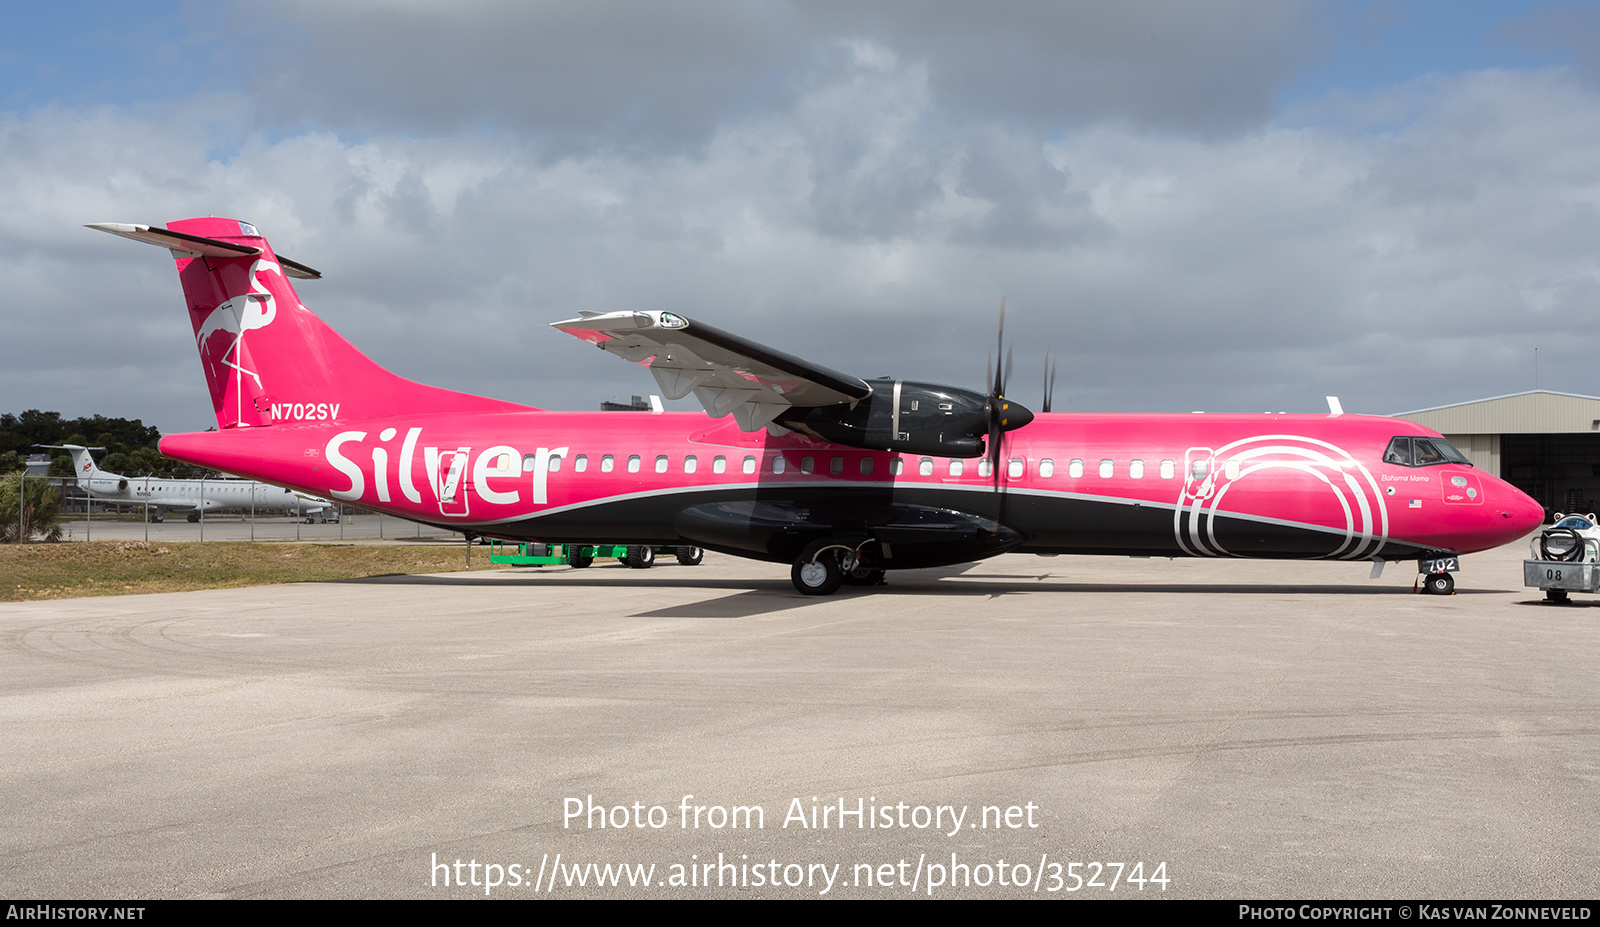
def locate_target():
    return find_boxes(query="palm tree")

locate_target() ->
[1,472,63,542]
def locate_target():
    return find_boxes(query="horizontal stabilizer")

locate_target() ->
[86,223,322,279]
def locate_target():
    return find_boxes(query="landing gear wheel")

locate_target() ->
[791,540,843,596]
[841,568,886,586]
[186,512,200,523]
[568,547,594,569]
[625,545,656,568]
[1424,572,1454,595]
[676,546,704,566]
[1545,588,1569,604]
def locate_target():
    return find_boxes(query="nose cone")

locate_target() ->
[1506,486,1545,538]
[999,399,1034,432]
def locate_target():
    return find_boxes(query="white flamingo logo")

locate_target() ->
[193,257,283,426]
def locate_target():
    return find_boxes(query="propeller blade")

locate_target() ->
[992,297,1007,398]
[1042,351,1057,414]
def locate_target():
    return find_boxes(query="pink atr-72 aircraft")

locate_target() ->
[89,217,1543,596]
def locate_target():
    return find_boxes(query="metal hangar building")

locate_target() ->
[1398,390,1600,518]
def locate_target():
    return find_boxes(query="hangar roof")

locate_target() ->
[1396,390,1600,434]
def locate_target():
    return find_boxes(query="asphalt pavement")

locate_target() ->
[2,536,1595,899]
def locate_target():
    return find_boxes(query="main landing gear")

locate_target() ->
[791,539,885,596]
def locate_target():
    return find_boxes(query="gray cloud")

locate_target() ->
[796,0,1323,134]
[236,0,1323,149]
[6,11,1600,439]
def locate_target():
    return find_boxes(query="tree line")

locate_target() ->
[0,409,207,478]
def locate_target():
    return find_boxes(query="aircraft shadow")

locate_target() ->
[332,570,1513,620]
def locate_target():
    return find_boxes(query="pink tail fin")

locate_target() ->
[92,217,535,428]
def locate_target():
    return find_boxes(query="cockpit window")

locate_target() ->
[1412,438,1449,466]
[1383,438,1412,466]
[1384,436,1472,468]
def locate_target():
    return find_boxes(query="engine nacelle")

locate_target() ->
[777,379,1030,458]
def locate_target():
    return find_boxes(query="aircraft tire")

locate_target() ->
[1424,572,1454,595]
[792,540,843,596]
[186,512,200,523]
[626,545,656,568]
[1545,588,1570,604]
[675,546,704,566]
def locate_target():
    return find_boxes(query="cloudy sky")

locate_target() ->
[4,0,1600,434]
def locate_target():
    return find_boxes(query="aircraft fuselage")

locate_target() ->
[159,408,1541,567]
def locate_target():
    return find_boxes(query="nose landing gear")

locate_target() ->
[1417,554,1460,595]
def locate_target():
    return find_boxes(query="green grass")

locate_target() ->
[2,540,507,601]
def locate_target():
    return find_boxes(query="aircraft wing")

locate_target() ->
[551,310,871,431]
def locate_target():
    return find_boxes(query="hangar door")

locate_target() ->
[1501,434,1600,517]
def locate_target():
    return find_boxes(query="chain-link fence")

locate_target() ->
[3,474,460,543]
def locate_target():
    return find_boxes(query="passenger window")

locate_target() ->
[830,457,843,475]
[1069,459,1084,478]
[575,454,588,473]
[1130,459,1144,479]
[548,453,561,472]
[684,455,698,474]
[860,457,874,476]
[1160,459,1174,479]
[521,454,537,472]
[1040,458,1054,478]
[801,456,815,474]
[743,456,756,474]
[1008,458,1024,479]
[601,455,615,473]
[1099,459,1113,478]
[773,456,786,475]
[891,458,904,476]
[949,459,964,477]
[713,456,726,474]
[1191,459,1207,479]
[655,455,668,473]
[628,455,641,473]
[919,458,933,476]
[1224,459,1241,480]
[977,458,991,478]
